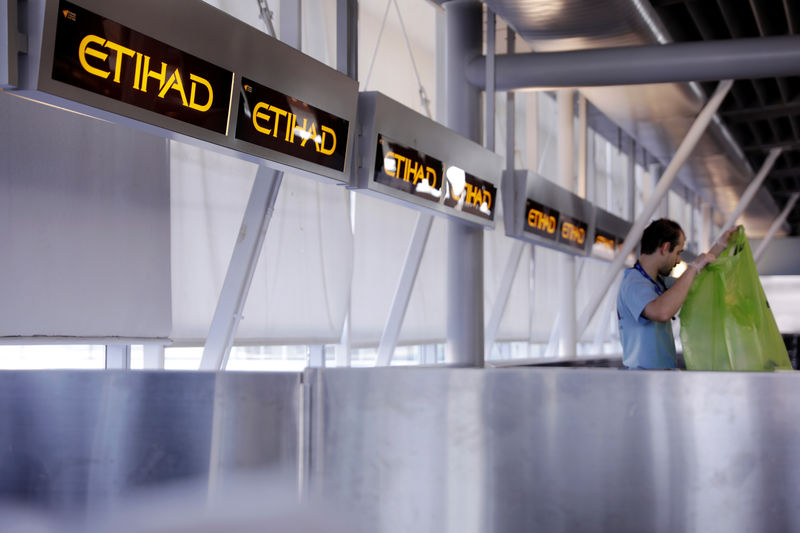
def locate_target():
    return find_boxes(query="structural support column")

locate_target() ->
[106,344,130,369]
[444,0,483,366]
[578,94,588,199]
[754,192,800,263]
[715,147,782,240]
[627,139,636,219]
[200,166,283,371]
[557,89,577,357]
[336,0,357,78]
[577,79,733,336]
[280,0,301,48]
[143,344,165,370]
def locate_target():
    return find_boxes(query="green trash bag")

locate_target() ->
[679,227,791,371]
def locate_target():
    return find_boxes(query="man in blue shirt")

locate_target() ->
[617,219,733,369]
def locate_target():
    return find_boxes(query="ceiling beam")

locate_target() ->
[768,166,800,178]
[744,140,800,152]
[721,101,800,122]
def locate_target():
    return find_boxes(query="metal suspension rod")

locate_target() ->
[714,147,782,241]
[466,35,800,90]
[576,80,733,337]
[754,192,800,263]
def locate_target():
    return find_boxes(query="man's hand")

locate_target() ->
[711,225,741,256]
[687,252,716,273]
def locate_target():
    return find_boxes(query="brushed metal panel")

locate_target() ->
[0,371,301,514]
[311,367,800,533]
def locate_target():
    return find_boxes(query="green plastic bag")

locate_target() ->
[679,227,791,371]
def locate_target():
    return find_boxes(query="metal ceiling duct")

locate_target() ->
[481,0,782,236]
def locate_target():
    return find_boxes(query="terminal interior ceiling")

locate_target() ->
[475,0,800,237]
[653,0,800,236]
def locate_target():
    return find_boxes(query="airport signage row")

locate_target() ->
[503,171,635,260]
[8,0,638,245]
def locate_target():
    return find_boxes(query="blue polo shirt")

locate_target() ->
[617,268,677,369]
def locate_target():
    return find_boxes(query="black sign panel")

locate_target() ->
[593,229,618,254]
[51,0,233,134]
[443,170,496,221]
[374,135,443,203]
[237,77,350,172]
[524,199,560,241]
[557,214,588,251]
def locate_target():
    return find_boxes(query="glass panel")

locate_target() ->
[0,345,105,369]
[225,345,308,372]
[130,345,144,369]
[164,346,203,370]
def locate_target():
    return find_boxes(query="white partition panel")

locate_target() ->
[170,141,353,345]
[0,91,170,338]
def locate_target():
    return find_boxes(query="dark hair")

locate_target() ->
[640,219,684,254]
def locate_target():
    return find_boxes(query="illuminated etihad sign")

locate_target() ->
[504,170,593,255]
[236,78,350,172]
[558,214,588,250]
[524,199,559,241]
[51,0,233,134]
[594,230,618,254]
[374,134,496,221]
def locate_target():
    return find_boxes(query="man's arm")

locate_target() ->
[642,253,715,322]
[709,225,739,256]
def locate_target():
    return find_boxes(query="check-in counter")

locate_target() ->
[1,367,799,532]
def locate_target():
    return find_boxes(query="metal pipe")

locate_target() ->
[558,89,577,356]
[715,147,782,241]
[376,213,434,366]
[578,94,588,199]
[485,9,495,152]
[754,192,800,263]
[466,35,800,90]
[444,0,484,367]
[200,166,283,371]
[577,80,733,336]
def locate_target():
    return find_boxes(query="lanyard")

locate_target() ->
[633,262,666,296]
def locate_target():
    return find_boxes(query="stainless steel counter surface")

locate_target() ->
[309,367,800,533]
[0,370,302,515]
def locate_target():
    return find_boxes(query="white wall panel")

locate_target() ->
[349,194,446,347]
[170,142,353,344]
[0,92,171,338]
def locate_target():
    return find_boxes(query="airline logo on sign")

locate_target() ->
[375,135,444,203]
[51,0,234,134]
[558,214,588,250]
[524,199,559,241]
[236,78,350,172]
[374,135,495,221]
